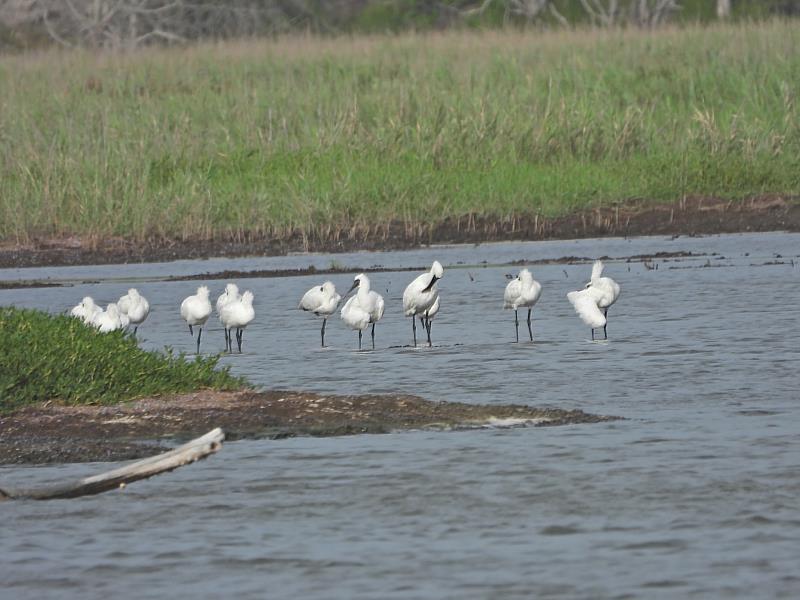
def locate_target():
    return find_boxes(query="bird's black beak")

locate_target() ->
[345,279,360,296]
[422,275,438,293]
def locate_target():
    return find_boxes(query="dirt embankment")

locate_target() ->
[0,390,618,465]
[1,196,796,269]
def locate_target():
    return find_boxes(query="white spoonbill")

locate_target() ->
[93,303,126,333]
[216,283,240,314]
[298,281,341,347]
[220,290,255,353]
[180,286,212,353]
[402,260,443,347]
[567,260,621,340]
[216,283,240,346]
[117,288,150,335]
[340,274,385,350]
[503,269,542,342]
[70,296,102,325]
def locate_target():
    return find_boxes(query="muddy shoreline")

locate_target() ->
[1,196,797,269]
[0,390,618,465]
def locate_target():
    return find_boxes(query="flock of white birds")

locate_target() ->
[70,288,150,335]
[68,259,621,353]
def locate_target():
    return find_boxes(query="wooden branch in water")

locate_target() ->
[0,428,224,501]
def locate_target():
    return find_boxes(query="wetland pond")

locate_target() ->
[2,232,800,598]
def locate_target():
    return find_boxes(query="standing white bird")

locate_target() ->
[220,290,255,353]
[117,288,150,335]
[216,283,240,349]
[403,260,444,347]
[503,268,542,342]
[298,281,342,347]
[93,303,126,333]
[70,296,102,325]
[340,274,385,350]
[180,286,212,353]
[567,260,621,340]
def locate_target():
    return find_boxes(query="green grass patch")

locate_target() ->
[1,22,799,243]
[0,307,245,412]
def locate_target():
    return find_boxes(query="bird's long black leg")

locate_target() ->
[426,317,432,347]
[514,309,519,343]
[591,328,595,341]
[237,329,243,353]
[604,309,608,340]
[527,308,533,342]
[412,316,417,347]
[358,329,362,351]
[196,327,202,354]
[224,328,229,352]
[133,326,138,336]
[188,324,193,336]
[321,318,327,348]
[371,322,376,349]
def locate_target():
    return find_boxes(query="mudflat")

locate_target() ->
[0,390,618,465]
[1,197,796,269]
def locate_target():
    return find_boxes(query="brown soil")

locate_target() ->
[1,196,797,269]
[0,390,618,465]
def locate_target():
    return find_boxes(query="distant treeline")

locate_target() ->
[1,0,799,50]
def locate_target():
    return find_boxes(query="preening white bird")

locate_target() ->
[503,269,542,342]
[567,260,621,340]
[117,288,150,335]
[402,260,444,347]
[180,286,213,353]
[70,296,102,325]
[298,281,342,347]
[340,274,385,350]
[216,283,240,315]
[216,283,240,345]
[93,303,126,333]
[220,290,255,353]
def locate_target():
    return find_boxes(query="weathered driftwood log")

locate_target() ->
[0,428,224,501]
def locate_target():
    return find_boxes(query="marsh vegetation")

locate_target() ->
[0,307,244,412]
[1,22,798,248]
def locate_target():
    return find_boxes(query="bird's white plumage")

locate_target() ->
[425,294,440,321]
[93,303,127,333]
[221,290,255,330]
[588,260,621,309]
[403,261,443,317]
[567,260,621,333]
[181,286,212,326]
[299,281,341,317]
[70,296,102,325]
[340,295,371,331]
[340,274,384,331]
[216,283,240,318]
[567,289,607,328]
[503,269,542,310]
[118,288,150,326]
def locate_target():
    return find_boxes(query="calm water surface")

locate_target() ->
[2,233,799,598]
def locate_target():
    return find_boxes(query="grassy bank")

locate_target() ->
[0,307,244,412]
[1,22,799,245]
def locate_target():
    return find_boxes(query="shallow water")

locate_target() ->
[2,233,800,598]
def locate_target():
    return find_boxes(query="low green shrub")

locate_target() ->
[0,307,245,412]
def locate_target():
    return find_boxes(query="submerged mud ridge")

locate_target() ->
[0,390,619,465]
[0,196,797,269]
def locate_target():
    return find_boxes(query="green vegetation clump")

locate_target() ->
[0,307,245,412]
[0,22,799,244]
